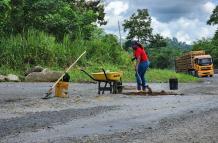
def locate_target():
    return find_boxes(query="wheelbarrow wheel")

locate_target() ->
[117,81,123,93]
[112,82,118,94]
[112,78,123,94]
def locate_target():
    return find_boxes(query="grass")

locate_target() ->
[0,63,199,83]
[68,64,199,83]
[146,69,199,83]
[0,66,23,76]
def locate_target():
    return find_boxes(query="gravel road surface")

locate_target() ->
[0,75,218,143]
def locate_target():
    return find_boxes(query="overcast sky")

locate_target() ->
[102,0,218,44]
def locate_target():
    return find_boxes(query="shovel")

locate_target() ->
[42,51,86,99]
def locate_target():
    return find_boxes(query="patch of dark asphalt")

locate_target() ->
[0,106,117,139]
[54,108,218,143]
[0,98,26,104]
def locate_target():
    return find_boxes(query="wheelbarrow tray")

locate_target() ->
[92,71,123,81]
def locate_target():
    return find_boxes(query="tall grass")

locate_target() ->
[0,29,129,72]
[0,30,57,69]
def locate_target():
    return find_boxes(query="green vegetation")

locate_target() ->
[146,69,198,83]
[0,63,198,83]
[0,1,202,83]
[69,66,198,83]
[123,9,152,43]
[192,5,218,68]
[0,66,22,76]
[193,38,218,68]
[148,47,182,69]
[0,0,106,40]
[0,29,129,71]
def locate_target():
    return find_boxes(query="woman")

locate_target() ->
[132,42,150,91]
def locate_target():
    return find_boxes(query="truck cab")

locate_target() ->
[193,55,214,77]
[176,50,214,78]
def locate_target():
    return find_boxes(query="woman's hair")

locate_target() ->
[131,41,144,50]
[132,41,144,49]
[136,43,144,49]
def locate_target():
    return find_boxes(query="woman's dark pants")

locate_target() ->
[135,61,149,90]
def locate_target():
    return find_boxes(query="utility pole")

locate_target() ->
[118,20,122,49]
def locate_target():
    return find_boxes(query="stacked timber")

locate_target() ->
[176,50,205,72]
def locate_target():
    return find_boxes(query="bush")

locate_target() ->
[0,29,130,72]
[0,29,58,69]
[85,34,129,66]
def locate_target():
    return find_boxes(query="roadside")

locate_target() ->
[0,75,217,143]
[0,65,199,83]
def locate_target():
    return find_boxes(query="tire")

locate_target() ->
[188,70,195,76]
[112,82,118,94]
[191,70,195,76]
[195,71,199,78]
[210,75,213,77]
[117,81,123,94]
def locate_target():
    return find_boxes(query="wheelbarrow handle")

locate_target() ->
[102,68,109,81]
[80,69,96,81]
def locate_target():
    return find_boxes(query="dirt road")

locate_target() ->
[0,75,218,143]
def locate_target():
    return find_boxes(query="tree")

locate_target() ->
[192,38,218,68]
[0,0,107,41]
[0,0,11,34]
[123,9,152,43]
[123,40,132,51]
[72,0,107,25]
[147,34,167,48]
[205,5,218,67]
[149,47,181,69]
[207,5,218,25]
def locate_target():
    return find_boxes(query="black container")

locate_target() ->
[169,78,178,90]
[63,73,70,82]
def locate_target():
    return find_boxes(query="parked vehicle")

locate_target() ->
[175,50,214,77]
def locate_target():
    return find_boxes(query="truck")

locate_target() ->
[175,50,214,77]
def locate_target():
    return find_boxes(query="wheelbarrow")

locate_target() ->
[81,69,123,94]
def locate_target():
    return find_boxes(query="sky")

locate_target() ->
[102,0,218,44]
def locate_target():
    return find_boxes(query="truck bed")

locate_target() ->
[176,51,205,72]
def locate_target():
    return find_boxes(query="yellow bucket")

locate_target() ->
[55,81,69,98]
[91,71,123,81]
